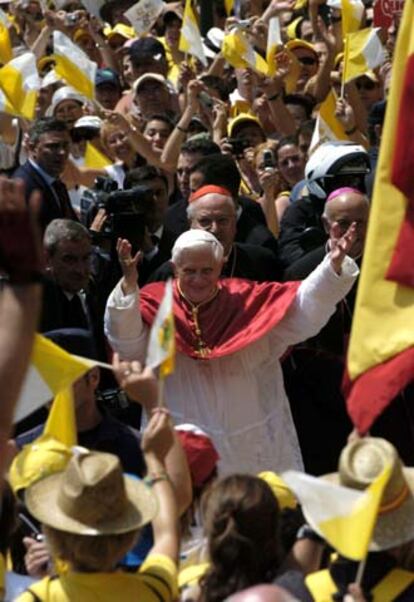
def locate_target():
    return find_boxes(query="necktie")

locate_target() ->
[51,179,74,219]
[66,294,89,329]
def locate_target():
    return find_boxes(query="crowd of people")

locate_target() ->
[0,0,411,599]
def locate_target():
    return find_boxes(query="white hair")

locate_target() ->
[186,194,235,221]
[171,230,224,265]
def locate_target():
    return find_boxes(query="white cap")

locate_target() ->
[133,73,168,93]
[46,86,87,116]
[171,230,224,264]
[73,115,103,130]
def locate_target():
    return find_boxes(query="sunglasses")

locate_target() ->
[297,56,317,66]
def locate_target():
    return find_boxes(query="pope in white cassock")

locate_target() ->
[105,224,359,475]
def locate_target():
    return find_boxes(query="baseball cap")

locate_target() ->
[133,73,168,92]
[95,67,121,89]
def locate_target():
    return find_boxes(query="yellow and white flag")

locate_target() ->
[222,29,268,75]
[146,279,175,377]
[341,0,364,36]
[343,27,386,83]
[54,31,97,100]
[0,53,40,120]
[224,0,234,15]
[309,89,352,153]
[283,465,392,561]
[84,142,112,169]
[266,17,282,76]
[179,0,207,66]
[0,9,12,65]
[14,334,94,424]
[43,387,77,447]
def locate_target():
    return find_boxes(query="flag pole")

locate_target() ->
[355,557,367,586]
[158,371,165,408]
[341,36,348,99]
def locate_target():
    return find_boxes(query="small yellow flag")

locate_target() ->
[0,19,12,65]
[43,387,77,447]
[84,142,112,169]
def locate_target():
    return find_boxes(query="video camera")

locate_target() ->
[81,176,156,252]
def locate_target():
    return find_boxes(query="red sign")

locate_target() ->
[373,0,404,27]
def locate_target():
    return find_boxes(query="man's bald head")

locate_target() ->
[186,192,237,256]
[322,188,369,258]
[227,585,299,602]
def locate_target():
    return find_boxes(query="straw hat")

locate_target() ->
[310,438,414,551]
[25,451,158,535]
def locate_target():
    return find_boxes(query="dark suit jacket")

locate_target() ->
[138,227,177,286]
[13,161,78,232]
[147,242,281,283]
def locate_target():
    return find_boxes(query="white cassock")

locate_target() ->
[105,255,358,475]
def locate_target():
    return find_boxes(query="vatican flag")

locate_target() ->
[309,90,352,153]
[14,334,94,424]
[341,0,364,36]
[0,53,40,120]
[179,0,207,66]
[54,31,97,100]
[222,29,268,75]
[224,0,234,15]
[343,27,386,83]
[84,142,112,169]
[43,387,77,447]
[266,17,282,76]
[0,9,12,65]
[146,279,176,377]
[283,465,392,561]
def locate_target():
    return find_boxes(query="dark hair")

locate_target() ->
[297,118,316,138]
[200,475,282,602]
[144,113,175,131]
[181,137,221,157]
[124,165,168,190]
[190,154,241,199]
[199,75,229,102]
[276,135,299,158]
[284,94,315,120]
[28,118,68,145]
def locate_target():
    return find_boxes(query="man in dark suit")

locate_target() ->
[123,165,177,285]
[13,117,78,232]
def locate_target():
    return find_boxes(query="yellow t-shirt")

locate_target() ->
[16,554,178,602]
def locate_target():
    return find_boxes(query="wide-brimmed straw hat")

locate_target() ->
[25,451,158,536]
[308,438,414,551]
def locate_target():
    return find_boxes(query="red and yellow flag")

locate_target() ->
[345,0,414,433]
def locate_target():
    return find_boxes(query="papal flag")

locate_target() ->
[345,0,414,433]
[0,53,40,120]
[224,0,234,15]
[146,279,175,377]
[266,17,282,76]
[343,27,386,83]
[0,9,12,65]
[222,29,268,75]
[14,334,94,424]
[283,465,392,561]
[309,90,352,154]
[84,142,112,169]
[179,0,207,66]
[341,0,364,36]
[54,31,97,100]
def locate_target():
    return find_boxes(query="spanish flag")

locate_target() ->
[345,0,414,433]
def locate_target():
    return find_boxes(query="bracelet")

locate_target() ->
[176,124,189,134]
[345,125,357,135]
[144,471,170,487]
[266,92,281,102]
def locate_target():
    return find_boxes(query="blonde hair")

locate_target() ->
[44,525,140,572]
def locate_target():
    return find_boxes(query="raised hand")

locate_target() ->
[330,222,357,274]
[141,408,174,462]
[116,237,141,294]
[112,353,158,410]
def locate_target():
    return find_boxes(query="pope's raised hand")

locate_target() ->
[117,237,141,294]
[330,222,357,274]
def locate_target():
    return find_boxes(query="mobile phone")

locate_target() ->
[263,149,275,169]
[198,91,214,111]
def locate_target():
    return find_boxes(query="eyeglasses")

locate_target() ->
[297,56,317,66]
